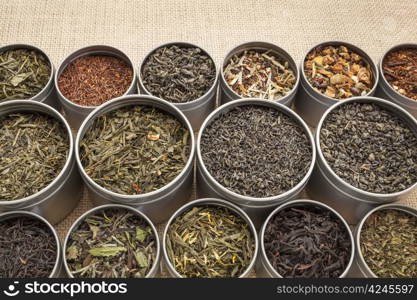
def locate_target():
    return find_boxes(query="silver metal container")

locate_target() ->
[295,41,379,127]
[138,42,218,131]
[162,198,258,278]
[0,44,59,110]
[308,96,417,224]
[76,95,195,224]
[219,41,299,107]
[256,199,354,278]
[55,45,137,130]
[0,100,82,225]
[196,99,316,227]
[375,43,417,118]
[62,204,161,278]
[0,210,63,278]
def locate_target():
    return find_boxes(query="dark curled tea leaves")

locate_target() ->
[166,206,255,278]
[320,102,417,193]
[264,206,351,278]
[201,105,312,197]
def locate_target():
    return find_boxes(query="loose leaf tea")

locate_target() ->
[224,50,296,100]
[0,49,51,101]
[320,102,417,193]
[66,208,156,278]
[80,105,190,195]
[383,48,417,100]
[0,112,69,201]
[360,209,417,278]
[166,205,255,278]
[58,55,133,106]
[304,45,373,99]
[264,205,351,278]
[200,105,311,197]
[0,216,57,278]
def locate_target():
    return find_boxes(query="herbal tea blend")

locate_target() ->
[0,216,57,278]
[360,209,417,278]
[264,205,351,278]
[80,105,190,195]
[166,206,255,278]
[0,112,69,201]
[320,102,417,193]
[200,105,311,197]
[304,45,373,99]
[223,50,296,100]
[142,45,216,103]
[58,55,133,106]
[66,208,156,278]
[0,49,51,101]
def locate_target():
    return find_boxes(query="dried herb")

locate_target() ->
[66,208,156,278]
[80,105,190,195]
[320,102,417,193]
[166,205,255,278]
[200,105,312,197]
[361,209,417,278]
[304,45,374,99]
[0,112,69,201]
[224,50,296,99]
[0,49,51,101]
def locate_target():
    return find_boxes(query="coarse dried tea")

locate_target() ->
[304,45,374,99]
[66,208,156,278]
[58,55,133,106]
[360,209,417,278]
[223,50,296,100]
[142,45,216,103]
[0,112,69,201]
[0,216,57,278]
[264,204,352,278]
[320,102,417,193]
[80,105,190,195]
[200,105,312,197]
[166,205,255,278]
[0,48,51,101]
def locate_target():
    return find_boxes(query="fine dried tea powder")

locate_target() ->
[320,102,417,193]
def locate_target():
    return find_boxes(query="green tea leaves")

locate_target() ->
[88,247,126,257]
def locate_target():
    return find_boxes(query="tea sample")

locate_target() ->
[383,48,417,100]
[166,205,255,278]
[0,48,51,101]
[66,208,156,278]
[264,205,351,278]
[304,45,373,99]
[200,105,312,197]
[360,209,417,278]
[224,50,296,100]
[80,105,190,195]
[0,216,57,278]
[58,55,133,106]
[0,112,69,201]
[142,45,216,103]
[320,102,417,193]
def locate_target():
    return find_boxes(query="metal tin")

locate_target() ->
[162,198,258,278]
[0,210,63,278]
[138,42,218,131]
[62,204,161,278]
[0,44,59,110]
[256,199,354,278]
[375,43,417,118]
[0,100,82,225]
[196,99,316,227]
[55,45,137,130]
[76,95,195,224]
[308,96,417,224]
[295,41,379,127]
[219,41,299,107]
